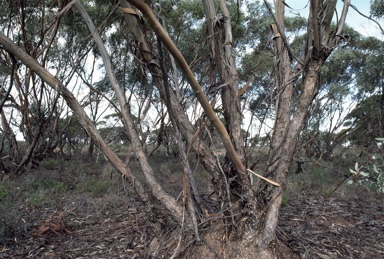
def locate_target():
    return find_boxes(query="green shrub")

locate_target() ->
[348,161,384,193]
[0,185,10,201]
[28,190,45,207]
[76,178,111,197]
[286,160,341,197]
[42,157,60,170]
[281,190,289,206]
[89,180,110,197]
[309,167,335,187]
[321,187,333,198]
[23,176,44,190]
[50,180,67,194]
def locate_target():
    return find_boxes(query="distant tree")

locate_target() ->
[297,28,382,159]
[371,0,384,18]
[344,95,383,150]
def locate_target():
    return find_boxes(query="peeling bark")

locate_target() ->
[119,0,226,198]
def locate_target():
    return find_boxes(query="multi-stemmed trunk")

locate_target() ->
[0,0,350,257]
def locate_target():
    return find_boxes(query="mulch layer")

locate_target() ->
[1,191,383,258]
[278,191,384,259]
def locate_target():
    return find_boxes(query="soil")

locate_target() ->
[0,180,383,258]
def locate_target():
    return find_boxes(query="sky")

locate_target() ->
[284,0,382,39]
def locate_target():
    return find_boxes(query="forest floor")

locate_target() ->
[0,157,383,258]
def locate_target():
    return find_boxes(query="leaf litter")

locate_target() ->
[0,189,383,258]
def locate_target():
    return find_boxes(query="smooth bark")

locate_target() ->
[74,0,184,222]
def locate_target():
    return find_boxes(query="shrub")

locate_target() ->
[28,190,45,207]
[76,178,111,197]
[0,185,10,201]
[348,161,384,193]
[42,157,60,170]
[89,180,110,197]
[50,180,67,194]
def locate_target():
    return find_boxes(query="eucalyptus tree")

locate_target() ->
[0,0,67,171]
[371,0,384,19]
[118,0,353,257]
[344,95,383,147]
[297,27,381,159]
[0,0,121,170]
[334,35,384,151]
[0,0,355,257]
[311,0,384,157]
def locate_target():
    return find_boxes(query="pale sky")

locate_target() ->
[285,0,382,39]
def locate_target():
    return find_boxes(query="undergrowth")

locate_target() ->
[1,151,382,241]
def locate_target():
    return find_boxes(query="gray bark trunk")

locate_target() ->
[260,0,349,249]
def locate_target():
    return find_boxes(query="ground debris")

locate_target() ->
[32,211,71,237]
[1,190,383,258]
[0,194,161,258]
[278,191,384,258]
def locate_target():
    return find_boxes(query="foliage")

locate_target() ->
[91,176,111,197]
[344,95,383,146]
[41,157,61,170]
[348,139,384,193]
[76,178,111,197]
[371,0,384,18]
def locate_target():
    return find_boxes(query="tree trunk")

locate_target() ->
[74,0,186,222]
[259,0,348,251]
[1,111,21,166]
[120,0,227,199]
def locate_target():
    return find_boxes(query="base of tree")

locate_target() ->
[149,223,299,259]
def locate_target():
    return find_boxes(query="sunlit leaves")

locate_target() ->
[348,151,384,193]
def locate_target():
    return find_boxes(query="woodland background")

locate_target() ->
[0,0,383,258]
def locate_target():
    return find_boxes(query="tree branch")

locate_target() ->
[344,0,384,34]
[0,30,148,203]
[310,0,320,50]
[126,0,246,174]
[74,0,185,222]
[336,0,350,36]
[0,53,15,113]
[263,0,303,66]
